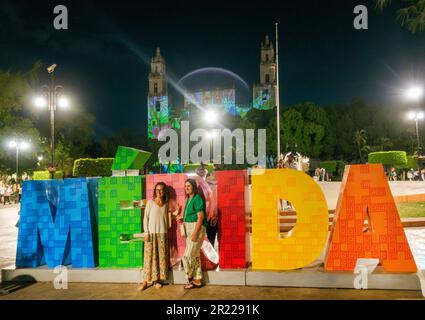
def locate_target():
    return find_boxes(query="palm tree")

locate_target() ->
[377,0,425,33]
[380,137,393,151]
[354,129,368,163]
[53,142,74,177]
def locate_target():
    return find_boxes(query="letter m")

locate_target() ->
[16,178,95,268]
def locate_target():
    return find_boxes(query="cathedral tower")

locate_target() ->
[253,35,277,110]
[148,47,170,140]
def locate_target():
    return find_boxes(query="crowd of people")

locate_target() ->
[275,152,331,181]
[0,181,22,205]
[313,167,328,181]
[388,167,425,181]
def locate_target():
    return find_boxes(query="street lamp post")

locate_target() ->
[405,86,424,155]
[34,64,69,176]
[8,139,29,177]
[408,111,424,153]
[275,22,281,163]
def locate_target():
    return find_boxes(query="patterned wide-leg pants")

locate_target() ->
[143,233,169,283]
[182,223,206,281]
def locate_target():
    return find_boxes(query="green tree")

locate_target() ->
[0,62,43,174]
[100,128,144,157]
[55,111,96,159]
[379,136,394,151]
[354,129,368,163]
[377,0,425,33]
[281,102,330,158]
[39,141,74,176]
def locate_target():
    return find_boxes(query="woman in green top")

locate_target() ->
[179,178,207,289]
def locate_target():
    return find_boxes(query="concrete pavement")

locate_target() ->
[0,205,18,272]
[1,282,423,300]
[318,181,425,209]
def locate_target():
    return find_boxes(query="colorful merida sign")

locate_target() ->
[16,146,417,273]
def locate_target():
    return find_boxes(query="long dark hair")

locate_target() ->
[153,182,169,203]
[185,178,198,198]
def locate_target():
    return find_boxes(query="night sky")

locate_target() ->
[2,0,425,140]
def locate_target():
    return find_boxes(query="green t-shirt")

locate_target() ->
[183,194,207,228]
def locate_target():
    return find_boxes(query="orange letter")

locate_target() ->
[324,164,417,273]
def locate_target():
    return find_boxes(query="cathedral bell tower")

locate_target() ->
[148,47,170,140]
[253,35,277,110]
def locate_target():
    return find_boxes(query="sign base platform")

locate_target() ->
[1,261,421,291]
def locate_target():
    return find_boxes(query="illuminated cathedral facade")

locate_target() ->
[147,35,277,140]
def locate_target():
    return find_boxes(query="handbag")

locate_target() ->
[180,223,187,237]
[180,197,192,238]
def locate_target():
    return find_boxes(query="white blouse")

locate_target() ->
[143,199,169,234]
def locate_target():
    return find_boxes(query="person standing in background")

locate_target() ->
[18,184,22,203]
[0,183,5,205]
[4,185,12,205]
[196,162,208,181]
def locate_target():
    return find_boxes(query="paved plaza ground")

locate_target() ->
[1,282,424,300]
[1,182,425,300]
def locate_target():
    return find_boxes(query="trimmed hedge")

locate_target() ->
[33,171,63,180]
[73,158,114,177]
[368,151,407,166]
[33,171,50,180]
[336,160,346,174]
[54,171,63,179]
[395,156,419,170]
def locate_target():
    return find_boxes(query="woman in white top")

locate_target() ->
[138,182,173,291]
[4,185,12,205]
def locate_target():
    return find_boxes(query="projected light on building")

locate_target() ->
[184,88,237,115]
[148,95,169,140]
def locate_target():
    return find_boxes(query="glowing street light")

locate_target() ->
[34,96,47,108]
[7,138,31,177]
[8,140,17,148]
[58,97,70,108]
[405,86,424,101]
[204,109,218,125]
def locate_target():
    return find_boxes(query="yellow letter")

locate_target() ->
[251,169,328,270]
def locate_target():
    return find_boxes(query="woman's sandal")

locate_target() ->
[154,282,163,289]
[184,282,202,289]
[137,282,149,291]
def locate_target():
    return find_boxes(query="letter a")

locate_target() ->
[53,5,68,30]
[324,164,417,273]
[353,5,368,30]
